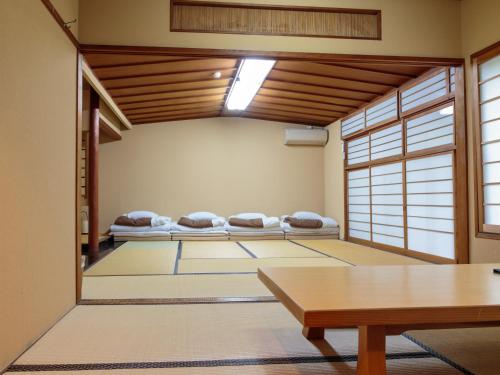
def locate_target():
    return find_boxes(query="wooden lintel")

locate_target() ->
[82,59,133,130]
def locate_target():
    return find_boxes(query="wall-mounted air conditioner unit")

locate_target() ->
[284,127,328,146]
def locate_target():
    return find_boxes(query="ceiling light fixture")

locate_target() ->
[213,71,222,79]
[225,59,275,111]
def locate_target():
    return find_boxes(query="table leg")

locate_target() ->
[356,325,386,375]
[302,326,325,340]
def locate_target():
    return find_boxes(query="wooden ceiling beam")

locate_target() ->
[258,88,363,107]
[103,68,237,90]
[252,94,351,113]
[322,62,429,76]
[80,44,464,66]
[84,53,191,68]
[91,58,203,70]
[109,78,233,97]
[250,101,346,118]
[116,87,229,105]
[244,108,335,124]
[319,62,418,78]
[268,71,385,95]
[120,94,226,111]
[242,114,328,127]
[132,112,221,125]
[128,106,224,120]
[264,79,376,101]
[273,66,398,88]
[99,66,237,82]
[124,100,225,115]
[246,106,336,122]
[113,82,231,99]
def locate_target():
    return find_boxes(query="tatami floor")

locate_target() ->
[82,239,426,300]
[6,240,499,374]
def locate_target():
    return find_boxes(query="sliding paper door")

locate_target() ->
[370,162,405,248]
[406,153,455,259]
[347,168,371,241]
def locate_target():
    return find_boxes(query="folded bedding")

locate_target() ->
[115,216,152,227]
[114,212,171,228]
[228,217,264,228]
[281,223,339,233]
[227,213,280,229]
[171,211,226,232]
[178,217,214,228]
[224,224,284,233]
[281,212,338,232]
[170,224,227,233]
[110,224,171,233]
[284,217,323,229]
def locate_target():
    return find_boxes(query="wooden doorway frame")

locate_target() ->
[75,45,467,300]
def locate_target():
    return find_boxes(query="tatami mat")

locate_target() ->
[181,241,250,259]
[178,257,349,274]
[9,304,460,375]
[84,241,179,276]
[117,241,178,250]
[406,327,500,375]
[82,274,271,299]
[5,359,462,374]
[240,240,327,258]
[295,240,429,266]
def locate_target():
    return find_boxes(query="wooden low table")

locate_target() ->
[258,264,500,375]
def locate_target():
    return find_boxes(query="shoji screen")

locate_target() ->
[371,162,404,248]
[347,168,371,241]
[406,104,455,153]
[400,70,448,114]
[341,111,365,138]
[366,94,398,128]
[406,153,455,259]
[347,135,370,165]
[477,53,500,228]
[370,123,403,161]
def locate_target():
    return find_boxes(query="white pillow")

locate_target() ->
[186,211,218,220]
[292,211,323,220]
[128,211,158,219]
[322,217,338,228]
[151,216,171,227]
[212,217,226,227]
[231,212,267,220]
[262,217,280,228]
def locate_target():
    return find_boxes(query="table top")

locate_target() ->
[258,264,500,327]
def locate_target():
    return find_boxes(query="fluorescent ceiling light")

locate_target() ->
[226,59,275,111]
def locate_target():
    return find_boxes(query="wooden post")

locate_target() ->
[88,88,100,264]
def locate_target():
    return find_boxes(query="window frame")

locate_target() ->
[342,65,468,264]
[471,41,500,240]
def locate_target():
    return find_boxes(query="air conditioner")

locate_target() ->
[284,127,328,146]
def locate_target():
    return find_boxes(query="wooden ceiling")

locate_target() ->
[83,53,430,126]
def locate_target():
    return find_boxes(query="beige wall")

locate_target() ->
[51,0,80,38]
[79,0,462,57]
[460,0,500,262]
[99,118,324,231]
[0,0,77,371]
[51,0,79,38]
[323,122,345,239]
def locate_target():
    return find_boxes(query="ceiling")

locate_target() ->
[83,53,430,127]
